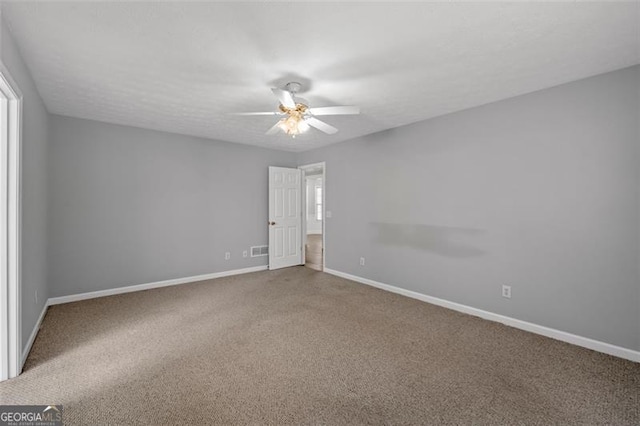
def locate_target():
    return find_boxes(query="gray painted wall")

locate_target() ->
[48,116,296,297]
[298,66,640,351]
[1,18,50,351]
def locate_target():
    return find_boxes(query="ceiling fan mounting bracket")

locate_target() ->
[285,81,302,94]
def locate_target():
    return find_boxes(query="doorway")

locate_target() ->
[0,66,22,381]
[299,163,325,271]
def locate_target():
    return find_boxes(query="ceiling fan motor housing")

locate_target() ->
[285,81,302,94]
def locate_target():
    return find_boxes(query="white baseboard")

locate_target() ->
[324,268,640,363]
[48,265,268,306]
[21,302,48,370]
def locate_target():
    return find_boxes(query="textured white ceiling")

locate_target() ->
[2,2,638,152]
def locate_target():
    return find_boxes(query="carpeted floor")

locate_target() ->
[1,267,638,425]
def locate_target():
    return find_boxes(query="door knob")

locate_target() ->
[269,221,276,226]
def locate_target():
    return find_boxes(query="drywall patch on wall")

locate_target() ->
[371,222,486,258]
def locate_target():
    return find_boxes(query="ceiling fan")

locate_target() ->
[233,82,360,137]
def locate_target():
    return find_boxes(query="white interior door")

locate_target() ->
[269,167,302,270]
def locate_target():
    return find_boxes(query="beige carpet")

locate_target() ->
[1,267,638,425]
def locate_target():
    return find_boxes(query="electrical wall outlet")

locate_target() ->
[502,285,512,299]
[243,250,248,258]
[225,252,231,260]
[360,257,365,266]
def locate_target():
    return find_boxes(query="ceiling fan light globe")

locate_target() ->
[288,116,298,126]
[298,120,310,133]
[276,116,303,137]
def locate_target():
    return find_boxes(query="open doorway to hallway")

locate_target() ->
[300,163,324,271]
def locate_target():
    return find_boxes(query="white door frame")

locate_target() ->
[299,162,326,270]
[0,64,22,381]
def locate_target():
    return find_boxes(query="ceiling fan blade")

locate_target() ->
[308,106,360,116]
[230,111,280,116]
[265,121,281,135]
[306,117,338,135]
[271,88,296,109]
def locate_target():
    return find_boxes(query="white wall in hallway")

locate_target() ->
[306,175,323,235]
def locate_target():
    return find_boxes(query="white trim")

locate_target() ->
[21,303,47,369]
[299,162,326,271]
[48,265,268,306]
[300,172,307,265]
[0,63,22,381]
[324,268,640,363]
